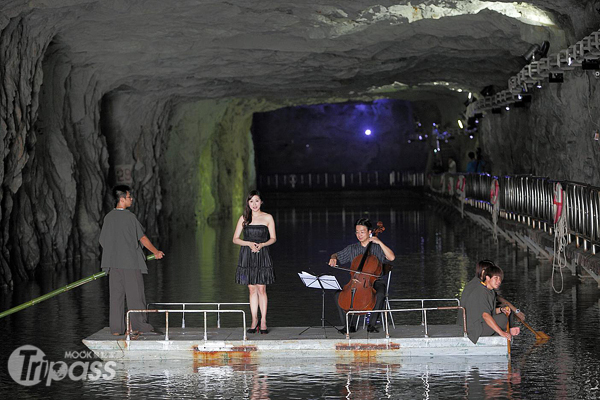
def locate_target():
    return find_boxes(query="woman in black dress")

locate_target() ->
[233,190,276,334]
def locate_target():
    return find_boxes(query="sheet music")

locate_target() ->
[298,271,341,290]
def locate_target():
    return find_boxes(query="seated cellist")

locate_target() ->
[328,218,395,334]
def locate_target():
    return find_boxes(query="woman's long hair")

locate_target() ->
[242,190,261,227]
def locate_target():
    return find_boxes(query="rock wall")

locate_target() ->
[161,99,272,232]
[1,15,67,288]
[100,89,170,239]
[2,1,594,290]
[0,27,113,288]
[0,13,361,290]
[0,16,171,288]
[480,70,600,187]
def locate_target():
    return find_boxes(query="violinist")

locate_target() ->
[328,218,395,334]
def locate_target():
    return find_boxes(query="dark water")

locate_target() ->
[1,192,599,399]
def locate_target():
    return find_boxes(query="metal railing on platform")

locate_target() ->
[127,302,250,341]
[147,302,250,329]
[345,300,466,340]
[387,298,461,327]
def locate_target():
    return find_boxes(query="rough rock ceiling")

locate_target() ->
[0,1,596,104]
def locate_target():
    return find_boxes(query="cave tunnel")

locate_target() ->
[2,2,600,396]
[1,0,599,299]
[252,100,427,179]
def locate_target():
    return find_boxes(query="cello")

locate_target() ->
[337,221,385,313]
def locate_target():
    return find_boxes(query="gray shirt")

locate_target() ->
[99,209,148,273]
[334,242,389,280]
[461,279,496,344]
[461,276,482,301]
[457,276,481,325]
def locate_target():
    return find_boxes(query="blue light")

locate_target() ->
[365,129,372,136]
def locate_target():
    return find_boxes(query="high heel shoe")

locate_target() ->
[260,328,269,334]
[247,325,259,334]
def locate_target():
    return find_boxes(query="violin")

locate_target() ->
[337,221,385,313]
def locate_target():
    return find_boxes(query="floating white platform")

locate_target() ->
[82,325,508,362]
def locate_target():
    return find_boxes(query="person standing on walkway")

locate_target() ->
[448,157,457,173]
[466,152,478,173]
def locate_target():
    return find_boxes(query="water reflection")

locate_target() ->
[87,357,511,399]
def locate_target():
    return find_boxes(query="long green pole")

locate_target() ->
[0,271,107,319]
[0,255,158,319]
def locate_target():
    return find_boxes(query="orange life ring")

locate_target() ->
[553,182,563,224]
[456,175,466,194]
[490,179,499,205]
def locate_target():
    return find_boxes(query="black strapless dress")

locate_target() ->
[235,225,275,285]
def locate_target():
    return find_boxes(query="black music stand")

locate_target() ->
[298,271,341,333]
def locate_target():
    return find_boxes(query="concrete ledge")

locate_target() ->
[83,327,508,362]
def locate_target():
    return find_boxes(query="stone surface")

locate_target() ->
[482,70,600,186]
[1,0,599,286]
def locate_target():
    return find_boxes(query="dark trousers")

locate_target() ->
[334,280,386,328]
[109,268,154,334]
[481,312,510,336]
